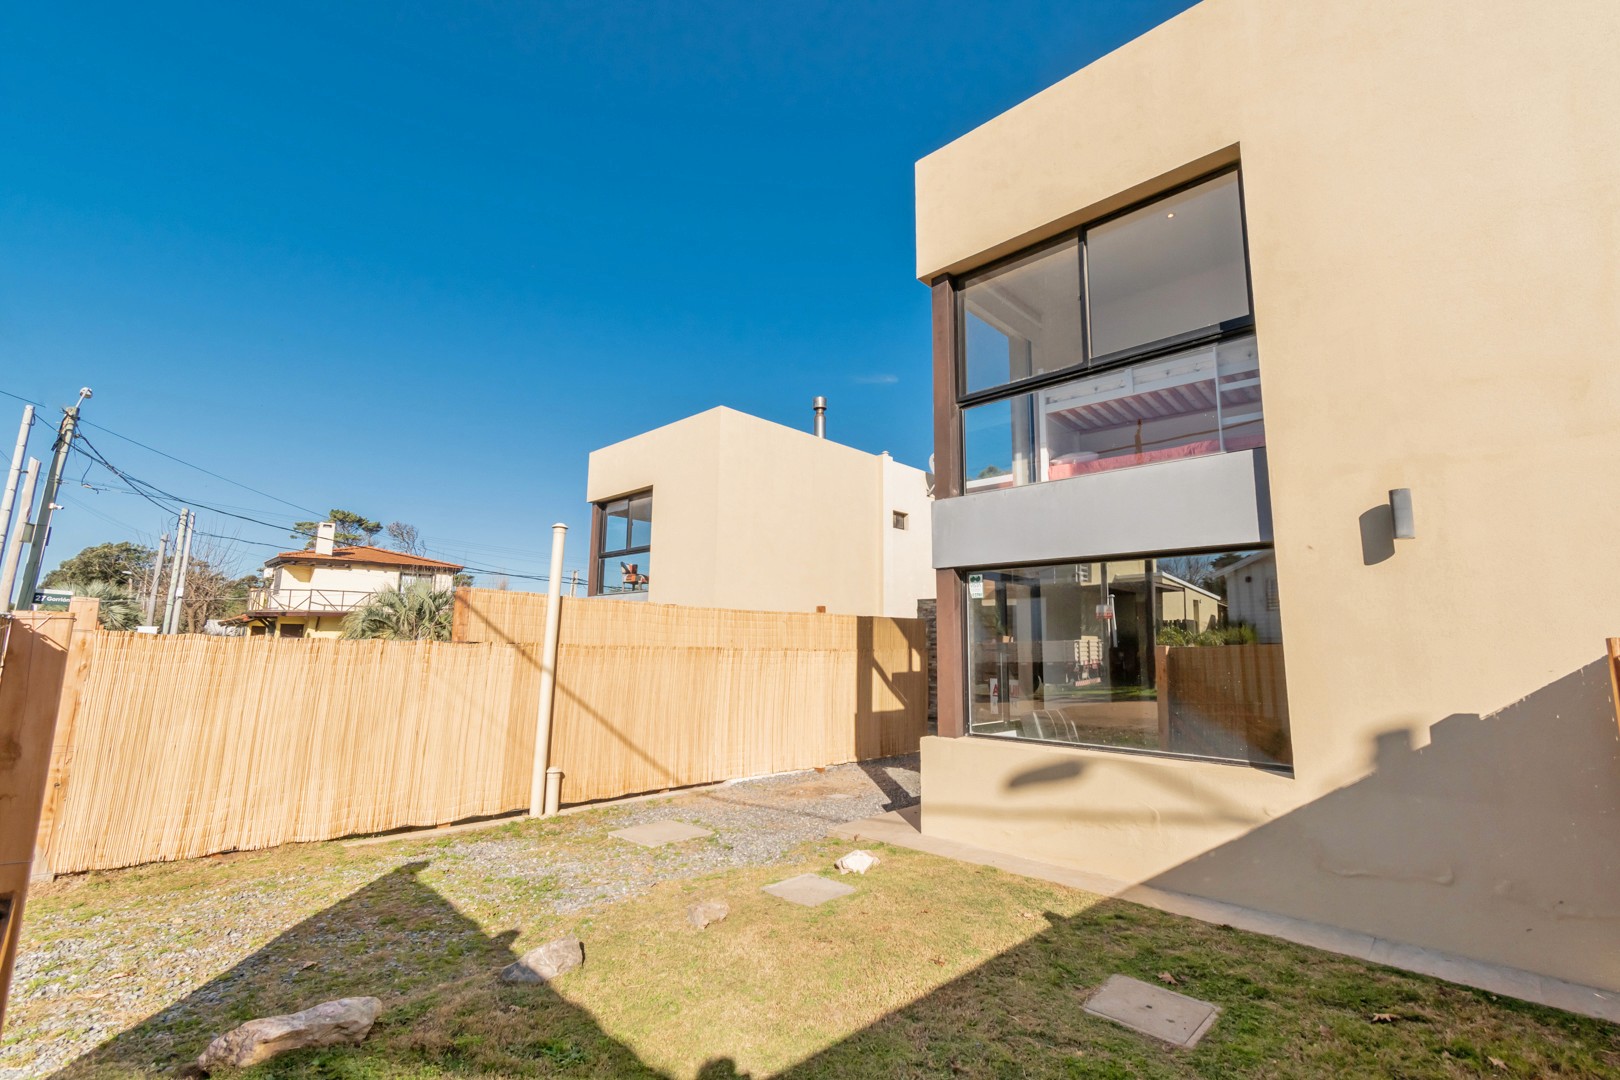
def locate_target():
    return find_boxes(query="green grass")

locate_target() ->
[9,826,1619,1079]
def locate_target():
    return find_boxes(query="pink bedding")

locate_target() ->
[1048,434,1265,479]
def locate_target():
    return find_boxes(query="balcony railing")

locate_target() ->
[963,333,1264,491]
[246,587,377,615]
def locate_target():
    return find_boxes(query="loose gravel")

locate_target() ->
[0,754,918,1080]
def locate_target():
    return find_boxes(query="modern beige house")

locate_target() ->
[917,0,1620,1000]
[585,406,934,618]
[235,523,463,638]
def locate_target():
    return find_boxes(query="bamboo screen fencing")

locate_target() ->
[40,635,538,875]
[456,590,929,805]
[34,594,927,875]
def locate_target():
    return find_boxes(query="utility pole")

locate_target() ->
[142,532,169,626]
[0,460,40,610]
[160,510,190,634]
[0,405,34,559]
[15,388,91,609]
[569,569,578,598]
[171,511,196,634]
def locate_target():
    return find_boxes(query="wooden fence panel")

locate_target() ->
[0,610,79,1030]
[458,588,928,805]
[43,636,537,875]
[1160,643,1291,766]
[37,595,927,875]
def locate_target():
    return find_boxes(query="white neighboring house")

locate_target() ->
[1217,550,1281,644]
[234,522,463,638]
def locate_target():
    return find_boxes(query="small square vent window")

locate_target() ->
[892,511,909,530]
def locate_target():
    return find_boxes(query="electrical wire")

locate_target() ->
[37,400,580,586]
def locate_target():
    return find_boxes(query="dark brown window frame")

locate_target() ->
[589,488,653,597]
[930,163,1266,742]
[954,164,1257,412]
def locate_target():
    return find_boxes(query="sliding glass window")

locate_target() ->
[594,490,652,597]
[964,548,1290,768]
[957,170,1261,490]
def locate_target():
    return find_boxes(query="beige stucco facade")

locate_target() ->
[917,0,1620,993]
[586,407,934,618]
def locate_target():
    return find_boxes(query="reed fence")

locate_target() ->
[27,592,926,875]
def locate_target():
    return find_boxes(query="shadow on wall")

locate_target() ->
[1144,658,1620,990]
[50,861,669,1079]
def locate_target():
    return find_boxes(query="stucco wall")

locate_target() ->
[586,407,933,616]
[916,0,1620,991]
[881,455,936,619]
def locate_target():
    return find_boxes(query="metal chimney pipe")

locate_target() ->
[812,396,827,438]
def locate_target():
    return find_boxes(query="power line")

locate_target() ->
[0,385,321,517]
[62,415,578,586]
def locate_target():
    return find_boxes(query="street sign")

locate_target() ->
[32,588,72,612]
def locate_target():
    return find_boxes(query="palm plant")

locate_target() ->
[77,579,143,631]
[341,582,453,641]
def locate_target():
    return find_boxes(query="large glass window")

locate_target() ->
[1085,172,1251,357]
[594,490,652,597]
[964,548,1290,768]
[955,170,1261,491]
[961,237,1083,395]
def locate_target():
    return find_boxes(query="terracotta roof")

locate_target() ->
[266,544,464,571]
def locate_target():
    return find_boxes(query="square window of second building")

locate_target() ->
[594,490,652,596]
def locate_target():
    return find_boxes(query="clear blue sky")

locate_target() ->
[2,0,1194,586]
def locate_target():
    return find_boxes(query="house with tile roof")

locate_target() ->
[234,521,464,638]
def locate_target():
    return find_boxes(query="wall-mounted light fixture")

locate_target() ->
[1389,488,1416,540]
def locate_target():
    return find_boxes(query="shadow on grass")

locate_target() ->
[48,861,666,1079]
[46,858,1620,1079]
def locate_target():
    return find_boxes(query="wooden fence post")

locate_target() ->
[31,599,98,882]
[0,608,79,1033]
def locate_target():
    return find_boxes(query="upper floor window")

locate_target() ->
[594,490,652,596]
[957,170,1260,490]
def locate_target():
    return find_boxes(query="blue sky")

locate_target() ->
[2,0,1193,586]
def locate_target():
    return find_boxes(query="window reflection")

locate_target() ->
[960,237,1082,395]
[595,490,653,597]
[1085,173,1251,357]
[966,550,1290,767]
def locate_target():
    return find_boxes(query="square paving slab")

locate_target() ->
[608,820,714,847]
[762,873,856,907]
[1083,974,1220,1047]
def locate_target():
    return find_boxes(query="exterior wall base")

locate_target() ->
[920,733,1620,995]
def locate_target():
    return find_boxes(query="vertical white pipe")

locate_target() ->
[0,459,39,610]
[529,523,568,816]
[0,405,34,557]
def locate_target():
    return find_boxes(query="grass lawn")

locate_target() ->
[15,828,1618,1079]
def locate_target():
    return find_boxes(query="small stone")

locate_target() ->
[834,850,880,875]
[500,936,584,983]
[687,900,729,929]
[194,996,382,1070]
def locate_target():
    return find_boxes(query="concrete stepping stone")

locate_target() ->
[762,873,855,907]
[609,820,714,847]
[1083,974,1220,1047]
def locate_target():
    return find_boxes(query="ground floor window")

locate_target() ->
[964,548,1290,768]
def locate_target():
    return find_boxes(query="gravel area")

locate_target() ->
[444,753,920,914]
[0,754,919,1079]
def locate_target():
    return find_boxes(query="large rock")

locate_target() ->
[500,936,584,983]
[195,996,382,1070]
[687,900,729,929]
